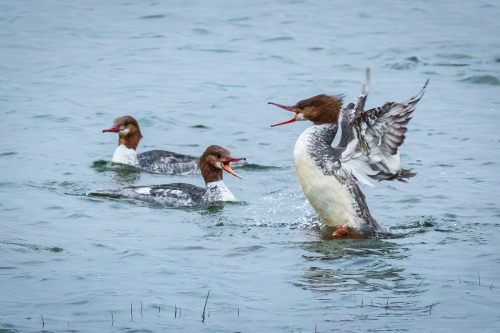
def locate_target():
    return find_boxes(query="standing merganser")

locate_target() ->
[269,71,428,239]
[89,145,244,206]
[102,116,199,174]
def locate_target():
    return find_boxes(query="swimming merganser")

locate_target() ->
[269,71,428,239]
[90,145,244,206]
[103,116,199,174]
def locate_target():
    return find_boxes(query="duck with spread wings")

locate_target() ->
[270,70,428,239]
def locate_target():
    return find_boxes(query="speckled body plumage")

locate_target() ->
[120,180,236,207]
[294,123,381,234]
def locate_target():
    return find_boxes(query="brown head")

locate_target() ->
[199,145,245,184]
[269,94,344,127]
[102,115,142,150]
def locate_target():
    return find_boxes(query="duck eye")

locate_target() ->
[124,121,129,126]
[296,102,306,110]
[215,153,222,158]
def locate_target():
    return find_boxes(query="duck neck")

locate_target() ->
[298,123,338,153]
[201,167,223,184]
[118,134,140,150]
[294,123,339,175]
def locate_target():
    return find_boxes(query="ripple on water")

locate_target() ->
[2,241,63,253]
[0,181,16,188]
[139,14,168,19]
[296,239,423,299]
[236,163,281,171]
[65,212,92,219]
[0,151,17,157]
[388,56,420,70]
[192,28,211,35]
[118,250,148,259]
[90,160,142,184]
[190,124,211,129]
[225,245,265,257]
[396,196,421,204]
[385,216,436,238]
[260,36,294,43]
[461,75,500,85]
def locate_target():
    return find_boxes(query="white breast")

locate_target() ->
[294,128,361,229]
[111,145,139,167]
[204,180,236,202]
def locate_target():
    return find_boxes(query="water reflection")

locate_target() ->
[296,239,421,295]
[91,160,141,185]
[291,237,430,324]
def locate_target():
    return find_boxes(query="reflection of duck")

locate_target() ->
[103,116,198,174]
[270,70,428,239]
[298,238,411,295]
[89,145,244,206]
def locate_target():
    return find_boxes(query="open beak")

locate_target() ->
[102,124,121,133]
[268,102,298,127]
[222,157,245,179]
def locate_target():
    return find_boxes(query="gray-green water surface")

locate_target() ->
[1,0,499,332]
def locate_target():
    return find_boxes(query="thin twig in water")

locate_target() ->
[361,300,364,308]
[237,308,239,317]
[418,278,425,287]
[428,302,439,315]
[490,283,494,291]
[111,312,114,326]
[385,299,389,312]
[41,314,45,328]
[175,305,177,318]
[202,290,210,323]
[478,272,481,286]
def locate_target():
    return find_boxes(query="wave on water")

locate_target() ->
[381,216,436,239]
[0,151,17,157]
[190,124,211,129]
[381,213,493,246]
[461,75,500,85]
[387,56,420,70]
[235,163,281,171]
[139,14,168,20]
[91,160,140,173]
[1,240,63,253]
[90,160,142,185]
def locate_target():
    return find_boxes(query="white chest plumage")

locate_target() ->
[293,126,361,228]
[111,145,139,167]
[204,180,236,202]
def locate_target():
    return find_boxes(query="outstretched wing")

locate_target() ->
[339,80,428,186]
[337,68,371,149]
[355,67,370,114]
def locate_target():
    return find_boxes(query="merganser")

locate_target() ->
[89,145,244,206]
[102,116,199,174]
[269,70,428,239]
